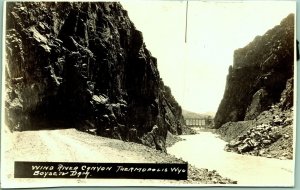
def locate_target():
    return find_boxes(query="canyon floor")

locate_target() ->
[1,128,234,188]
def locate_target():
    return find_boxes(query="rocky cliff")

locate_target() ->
[5,2,184,151]
[214,14,294,129]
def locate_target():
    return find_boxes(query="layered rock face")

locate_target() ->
[214,14,294,129]
[5,2,184,151]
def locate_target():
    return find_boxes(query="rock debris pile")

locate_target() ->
[225,112,288,152]
[221,105,293,159]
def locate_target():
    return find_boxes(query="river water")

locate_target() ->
[167,132,294,186]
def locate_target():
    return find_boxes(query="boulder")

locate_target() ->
[238,144,252,153]
[262,140,272,145]
[228,140,241,147]
[249,139,260,147]
[273,115,283,125]
[284,134,290,139]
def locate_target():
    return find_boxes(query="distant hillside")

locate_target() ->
[182,110,214,119]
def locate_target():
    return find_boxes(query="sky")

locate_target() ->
[121,1,295,114]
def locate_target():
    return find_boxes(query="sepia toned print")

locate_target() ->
[1,1,296,188]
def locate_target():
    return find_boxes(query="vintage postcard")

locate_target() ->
[1,0,296,188]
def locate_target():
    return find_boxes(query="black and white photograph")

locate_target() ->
[1,0,296,187]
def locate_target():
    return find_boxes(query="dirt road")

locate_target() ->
[1,128,234,188]
[12,129,148,162]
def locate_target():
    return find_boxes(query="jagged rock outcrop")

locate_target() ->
[5,2,184,151]
[214,14,294,129]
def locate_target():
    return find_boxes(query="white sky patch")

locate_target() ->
[121,1,295,114]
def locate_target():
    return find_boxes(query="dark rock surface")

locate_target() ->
[214,14,294,129]
[5,2,184,151]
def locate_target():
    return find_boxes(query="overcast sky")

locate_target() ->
[121,1,295,114]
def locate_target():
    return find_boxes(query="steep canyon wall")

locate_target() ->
[5,2,184,151]
[214,14,294,129]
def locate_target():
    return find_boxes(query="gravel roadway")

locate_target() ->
[1,128,234,188]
